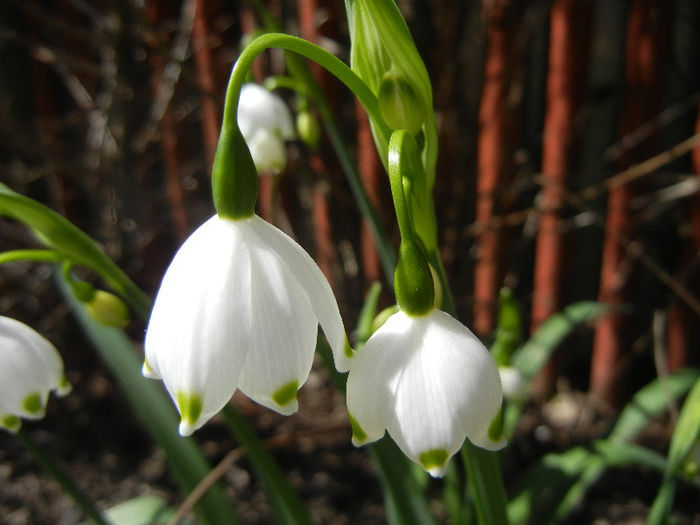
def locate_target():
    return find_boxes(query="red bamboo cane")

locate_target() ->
[356,100,383,285]
[590,0,668,401]
[531,0,591,397]
[192,0,221,174]
[473,5,511,337]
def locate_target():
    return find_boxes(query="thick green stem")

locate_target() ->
[16,428,110,525]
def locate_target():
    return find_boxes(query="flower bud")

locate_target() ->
[296,110,321,149]
[378,70,426,134]
[85,290,130,328]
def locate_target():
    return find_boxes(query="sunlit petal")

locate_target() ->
[247,215,349,371]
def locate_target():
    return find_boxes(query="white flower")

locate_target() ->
[0,316,71,432]
[498,366,528,402]
[346,308,505,477]
[144,214,348,436]
[237,83,295,173]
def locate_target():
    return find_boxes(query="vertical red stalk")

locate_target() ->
[473,6,511,337]
[531,0,591,395]
[148,0,188,241]
[590,0,667,401]
[297,0,340,285]
[356,100,383,284]
[666,105,700,370]
[192,0,221,174]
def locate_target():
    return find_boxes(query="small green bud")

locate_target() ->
[86,290,130,328]
[378,70,426,134]
[296,111,321,149]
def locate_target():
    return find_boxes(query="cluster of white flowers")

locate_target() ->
[144,83,506,476]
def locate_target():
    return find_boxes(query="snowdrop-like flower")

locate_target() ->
[0,316,71,432]
[237,83,295,173]
[498,365,528,402]
[144,214,348,436]
[346,308,506,477]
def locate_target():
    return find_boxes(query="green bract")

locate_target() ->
[212,127,260,220]
[345,0,438,185]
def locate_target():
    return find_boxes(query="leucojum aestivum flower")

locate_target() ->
[0,316,71,433]
[143,81,350,436]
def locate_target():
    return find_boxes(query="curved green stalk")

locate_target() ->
[0,183,151,319]
[0,249,65,266]
[16,428,110,525]
[222,33,391,146]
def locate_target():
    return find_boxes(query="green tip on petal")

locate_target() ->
[488,408,504,444]
[1,415,21,433]
[142,360,157,379]
[348,413,367,445]
[343,338,354,359]
[419,448,449,477]
[22,392,44,417]
[56,375,72,396]
[176,391,203,436]
[272,380,299,408]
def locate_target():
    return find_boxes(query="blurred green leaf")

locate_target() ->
[60,276,240,525]
[511,302,609,382]
[648,377,700,525]
[491,288,524,367]
[609,368,700,443]
[79,495,181,525]
[0,184,151,318]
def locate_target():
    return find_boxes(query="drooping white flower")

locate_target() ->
[237,83,295,173]
[346,308,505,477]
[0,316,71,433]
[144,214,348,436]
[498,365,528,402]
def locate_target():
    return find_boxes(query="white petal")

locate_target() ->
[144,216,252,434]
[0,316,66,420]
[499,366,528,402]
[345,312,412,445]
[247,129,287,173]
[247,216,349,371]
[238,83,295,142]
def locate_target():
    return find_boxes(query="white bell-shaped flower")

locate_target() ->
[144,214,348,436]
[0,316,71,432]
[498,365,528,402]
[237,83,295,173]
[346,308,506,477]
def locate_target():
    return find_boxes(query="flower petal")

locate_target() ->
[144,216,252,435]
[247,216,349,371]
[247,129,287,173]
[238,83,295,142]
[346,311,414,445]
[0,316,67,421]
[236,230,318,415]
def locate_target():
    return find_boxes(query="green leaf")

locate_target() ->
[59,276,240,525]
[491,288,524,366]
[356,281,383,346]
[511,301,609,382]
[609,368,700,443]
[78,495,181,525]
[648,377,700,525]
[0,184,150,318]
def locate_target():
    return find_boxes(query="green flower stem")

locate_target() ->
[222,33,391,146]
[0,249,64,266]
[0,183,151,319]
[15,428,109,525]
